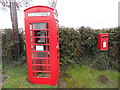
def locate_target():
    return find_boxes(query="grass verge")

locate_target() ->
[59,65,119,88]
[2,64,56,88]
[2,64,119,88]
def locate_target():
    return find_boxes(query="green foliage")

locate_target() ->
[2,29,25,69]
[59,27,120,71]
[2,27,119,71]
[2,29,14,63]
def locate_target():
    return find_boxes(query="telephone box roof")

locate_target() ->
[24,5,54,12]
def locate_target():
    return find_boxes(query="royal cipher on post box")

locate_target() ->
[24,6,59,86]
[98,33,109,50]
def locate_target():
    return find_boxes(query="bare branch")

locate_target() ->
[48,0,57,8]
[0,0,31,10]
[47,0,52,7]
[0,0,10,8]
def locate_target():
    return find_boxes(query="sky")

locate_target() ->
[0,0,119,29]
[118,1,120,26]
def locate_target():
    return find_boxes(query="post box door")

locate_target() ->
[101,36,108,50]
[98,33,109,50]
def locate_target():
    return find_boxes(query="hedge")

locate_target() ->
[2,29,25,68]
[2,27,120,71]
[59,27,120,71]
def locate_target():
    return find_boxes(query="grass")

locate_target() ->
[2,64,119,88]
[59,65,119,88]
[2,65,56,88]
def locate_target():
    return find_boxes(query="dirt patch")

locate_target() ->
[60,73,72,79]
[58,73,82,88]
[97,74,109,84]
[58,79,68,88]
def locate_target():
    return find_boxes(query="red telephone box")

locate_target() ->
[24,6,59,85]
[98,33,109,50]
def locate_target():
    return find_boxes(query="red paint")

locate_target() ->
[24,6,59,86]
[98,33,109,50]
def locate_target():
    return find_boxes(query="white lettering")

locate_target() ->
[28,12,50,17]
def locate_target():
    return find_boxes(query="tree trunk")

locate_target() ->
[10,0,20,60]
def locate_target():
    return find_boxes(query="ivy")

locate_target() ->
[60,27,120,71]
[2,27,120,71]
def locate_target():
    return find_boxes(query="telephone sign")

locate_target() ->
[28,12,50,17]
[24,6,59,86]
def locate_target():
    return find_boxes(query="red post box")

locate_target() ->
[98,33,109,50]
[24,6,59,86]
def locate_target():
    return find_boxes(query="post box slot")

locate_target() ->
[101,36,108,38]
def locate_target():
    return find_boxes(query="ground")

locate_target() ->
[59,66,119,88]
[2,64,119,88]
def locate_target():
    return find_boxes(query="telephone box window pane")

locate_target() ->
[30,38,46,44]
[30,24,32,29]
[32,23,48,29]
[30,31,33,36]
[35,72,50,78]
[47,45,50,51]
[47,38,49,44]
[47,30,49,36]
[32,52,46,58]
[30,30,49,37]
[32,59,50,65]
[36,38,46,44]
[32,52,50,58]
[33,66,48,71]
[32,59,49,64]
[48,53,50,58]
[36,31,46,37]
[31,31,47,37]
